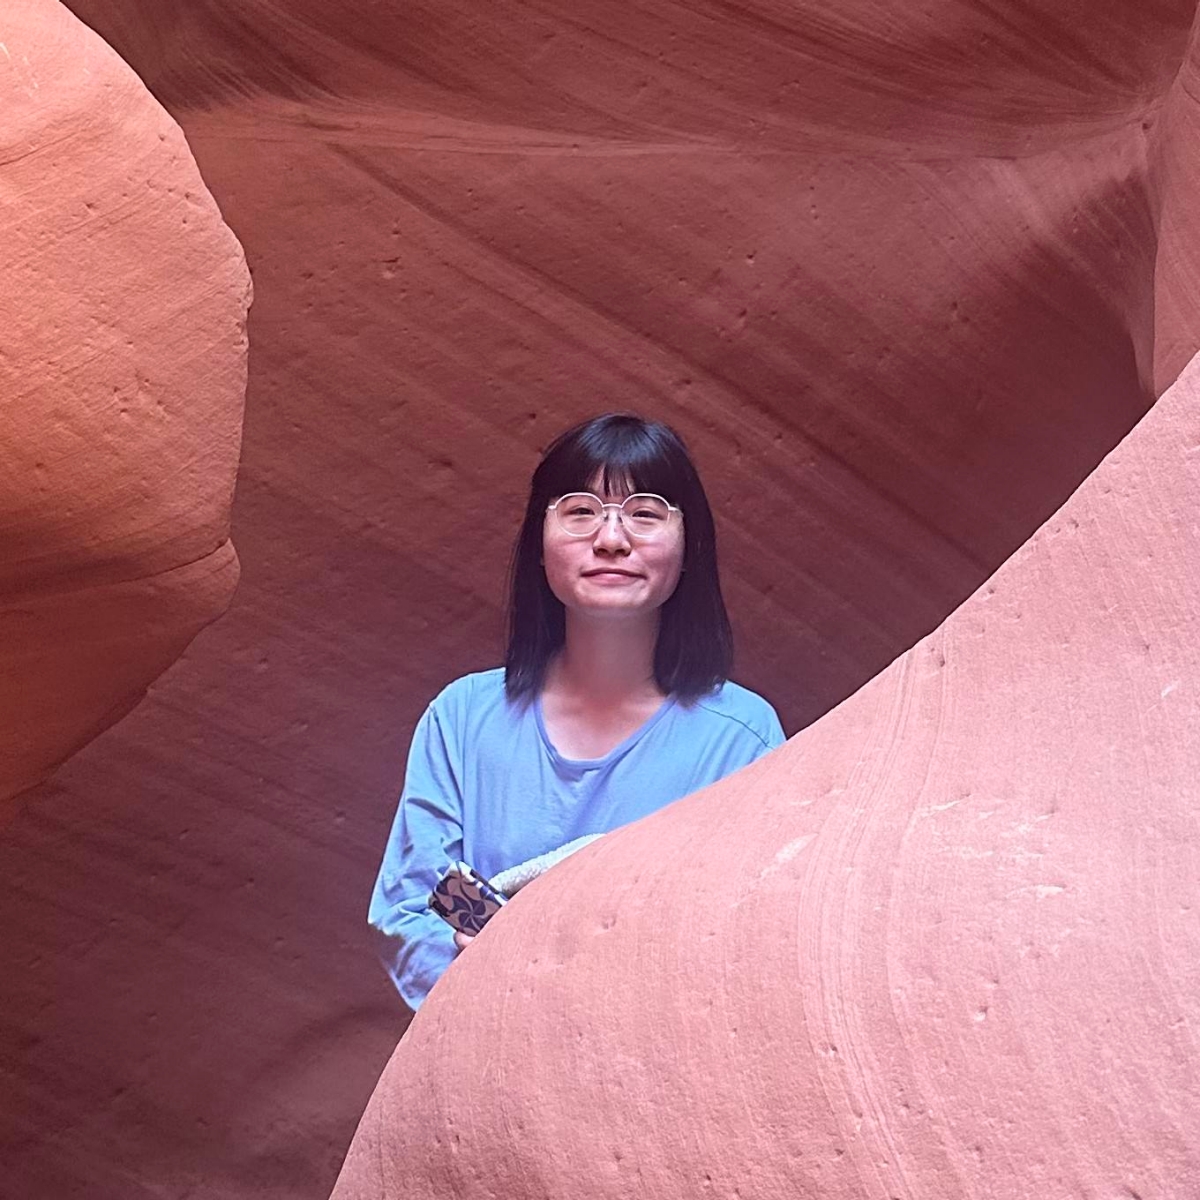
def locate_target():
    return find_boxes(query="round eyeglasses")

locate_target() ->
[547,492,681,539]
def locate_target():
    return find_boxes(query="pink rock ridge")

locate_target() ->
[0,0,250,812]
[331,6,1200,1189]
[332,347,1200,1200]
[1,0,1195,1196]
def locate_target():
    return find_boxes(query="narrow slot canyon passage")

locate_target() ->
[2,2,1199,1197]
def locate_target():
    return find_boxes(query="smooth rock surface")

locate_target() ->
[332,342,1200,1200]
[3,1,1200,1197]
[0,0,250,811]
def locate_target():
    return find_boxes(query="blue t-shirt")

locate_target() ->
[368,668,785,1009]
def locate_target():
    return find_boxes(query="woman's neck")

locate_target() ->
[550,614,663,705]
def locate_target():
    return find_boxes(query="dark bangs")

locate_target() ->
[531,417,695,508]
[505,413,733,702]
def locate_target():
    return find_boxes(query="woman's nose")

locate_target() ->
[593,509,632,551]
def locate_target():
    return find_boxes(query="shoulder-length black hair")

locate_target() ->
[505,413,733,702]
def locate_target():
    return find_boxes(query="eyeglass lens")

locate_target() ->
[555,493,672,537]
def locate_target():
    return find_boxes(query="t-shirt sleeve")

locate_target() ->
[727,691,787,768]
[368,702,463,1011]
[761,704,786,752]
[733,701,785,767]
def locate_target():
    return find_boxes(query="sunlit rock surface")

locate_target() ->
[333,347,1200,1197]
[0,0,249,811]
[3,1,1199,1197]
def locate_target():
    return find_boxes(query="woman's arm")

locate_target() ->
[368,704,465,1011]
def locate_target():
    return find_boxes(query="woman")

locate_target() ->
[369,413,785,1010]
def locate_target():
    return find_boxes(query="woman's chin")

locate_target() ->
[571,597,658,621]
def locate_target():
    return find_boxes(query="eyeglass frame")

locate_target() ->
[545,491,682,540]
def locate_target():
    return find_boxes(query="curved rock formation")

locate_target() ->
[2,1,1198,1197]
[0,0,250,812]
[331,334,1200,1200]
[329,7,1200,1198]
[63,0,1200,735]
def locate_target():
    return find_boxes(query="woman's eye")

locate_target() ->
[631,508,664,520]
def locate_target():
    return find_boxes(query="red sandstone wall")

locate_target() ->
[3,1,1200,1197]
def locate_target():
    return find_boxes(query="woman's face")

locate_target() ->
[542,477,685,623]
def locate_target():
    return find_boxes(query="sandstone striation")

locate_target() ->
[3,1,1199,1197]
[0,0,250,813]
[331,326,1200,1200]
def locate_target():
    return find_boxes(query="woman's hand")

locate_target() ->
[453,929,476,952]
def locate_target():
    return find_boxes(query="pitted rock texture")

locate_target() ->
[3,1,1200,1197]
[0,0,250,811]
[332,354,1200,1200]
[58,0,1200,737]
